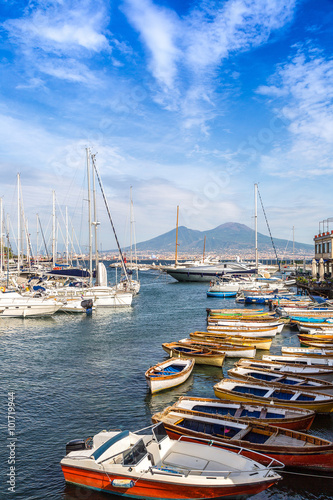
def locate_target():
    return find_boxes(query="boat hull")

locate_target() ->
[213,385,333,413]
[61,464,278,499]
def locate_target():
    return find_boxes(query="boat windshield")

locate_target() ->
[123,439,147,466]
[152,422,168,444]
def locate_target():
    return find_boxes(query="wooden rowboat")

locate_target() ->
[162,342,225,367]
[170,396,316,430]
[263,354,333,367]
[145,358,195,394]
[213,378,333,413]
[178,338,256,358]
[282,346,333,357]
[190,331,272,350]
[208,319,285,333]
[207,325,276,338]
[228,366,333,394]
[234,357,333,381]
[300,340,333,349]
[152,407,333,470]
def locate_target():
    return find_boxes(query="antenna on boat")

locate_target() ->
[90,152,129,282]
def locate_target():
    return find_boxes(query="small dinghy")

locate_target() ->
[170,396,316,430]
[264,354,333,366]
[61,421,282,499]
[162,342,225,366]
[235,357,333,381]
[152,408,333,471]
[282,346,333,357]
[207,325,277,338]
[213,378,333,413]
[178,338,256,358]
[145,358,195,394]
[190,331,272,350]
[228,365,333,395]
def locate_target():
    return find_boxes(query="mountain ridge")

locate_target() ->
[121,222,313,255]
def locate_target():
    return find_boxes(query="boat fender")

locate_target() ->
[111,479,135,488]
[0,287,5,292]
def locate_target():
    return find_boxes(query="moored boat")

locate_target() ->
[207,325,277,338]
[145,358,195,394]
[213,378,333,413]
[178,338,256,358]
[162,342,225,366]
[170,396,316,430]
[234,357,333,381]
[151,408,333,471]
[263,354,333,367]
[61,421,282,498]
[228,366,333,394]
[190,331,272,350]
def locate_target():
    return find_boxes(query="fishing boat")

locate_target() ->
[177,338,256,358]
[61,421,282,498]
[145,358,194,394]
[170,396,316,431]
[228,366,333,394]
[206,291,237,298]
[234,358,333,381]
[207,326,276,338]
[300,339,333,348]
[213,378,333,413]
[151,408,333,471]
[162,342,225,367]
[282,346,333,356]
[298,333,333,343]
[207,323,281,335]
[208,319,285,333]
[207,308,273,317]
[263,354,333,367]
[284,345,333,357]
[189,331,273,350]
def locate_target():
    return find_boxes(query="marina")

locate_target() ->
[2,268,333,499]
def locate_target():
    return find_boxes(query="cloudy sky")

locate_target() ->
[1,0,332,253]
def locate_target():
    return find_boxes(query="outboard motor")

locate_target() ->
[66,439,87,455]
[81,299,93,314]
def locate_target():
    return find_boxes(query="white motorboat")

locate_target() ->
[0,290,61,317]
[61,422,282,498]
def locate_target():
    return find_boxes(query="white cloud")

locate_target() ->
[257,47,333,177]
[122,0,181,90]
[4,0,110,54]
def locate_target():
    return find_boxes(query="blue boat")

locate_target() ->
[206,291,237,298]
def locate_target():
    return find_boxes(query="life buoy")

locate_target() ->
[0,286,5,292]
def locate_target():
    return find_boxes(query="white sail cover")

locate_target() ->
[96,262,107,286]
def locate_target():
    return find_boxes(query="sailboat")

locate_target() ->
[115,187,140,295]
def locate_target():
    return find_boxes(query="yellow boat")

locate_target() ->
[162,342,225,367]
[213,378,333,413]
[189,331,272,350]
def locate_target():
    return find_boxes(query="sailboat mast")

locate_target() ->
[292,226,295,268]
[91,153,99,271]
[175,205,179,266]
[130,187,138,281]
[17,173,21,273]
[90,153,129,281]
[130,187,133,270]
[65,207,69,265]
[52,190,56,267]
[254,183,258,269]
[86,148,93,287]
[0,198,2,275]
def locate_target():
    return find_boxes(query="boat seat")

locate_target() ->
[163,451,208,471]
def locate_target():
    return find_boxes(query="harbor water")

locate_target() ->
[1,267,333,499]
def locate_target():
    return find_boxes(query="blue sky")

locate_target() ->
[0,0,332,253]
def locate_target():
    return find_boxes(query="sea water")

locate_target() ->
[0,266,332,499]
